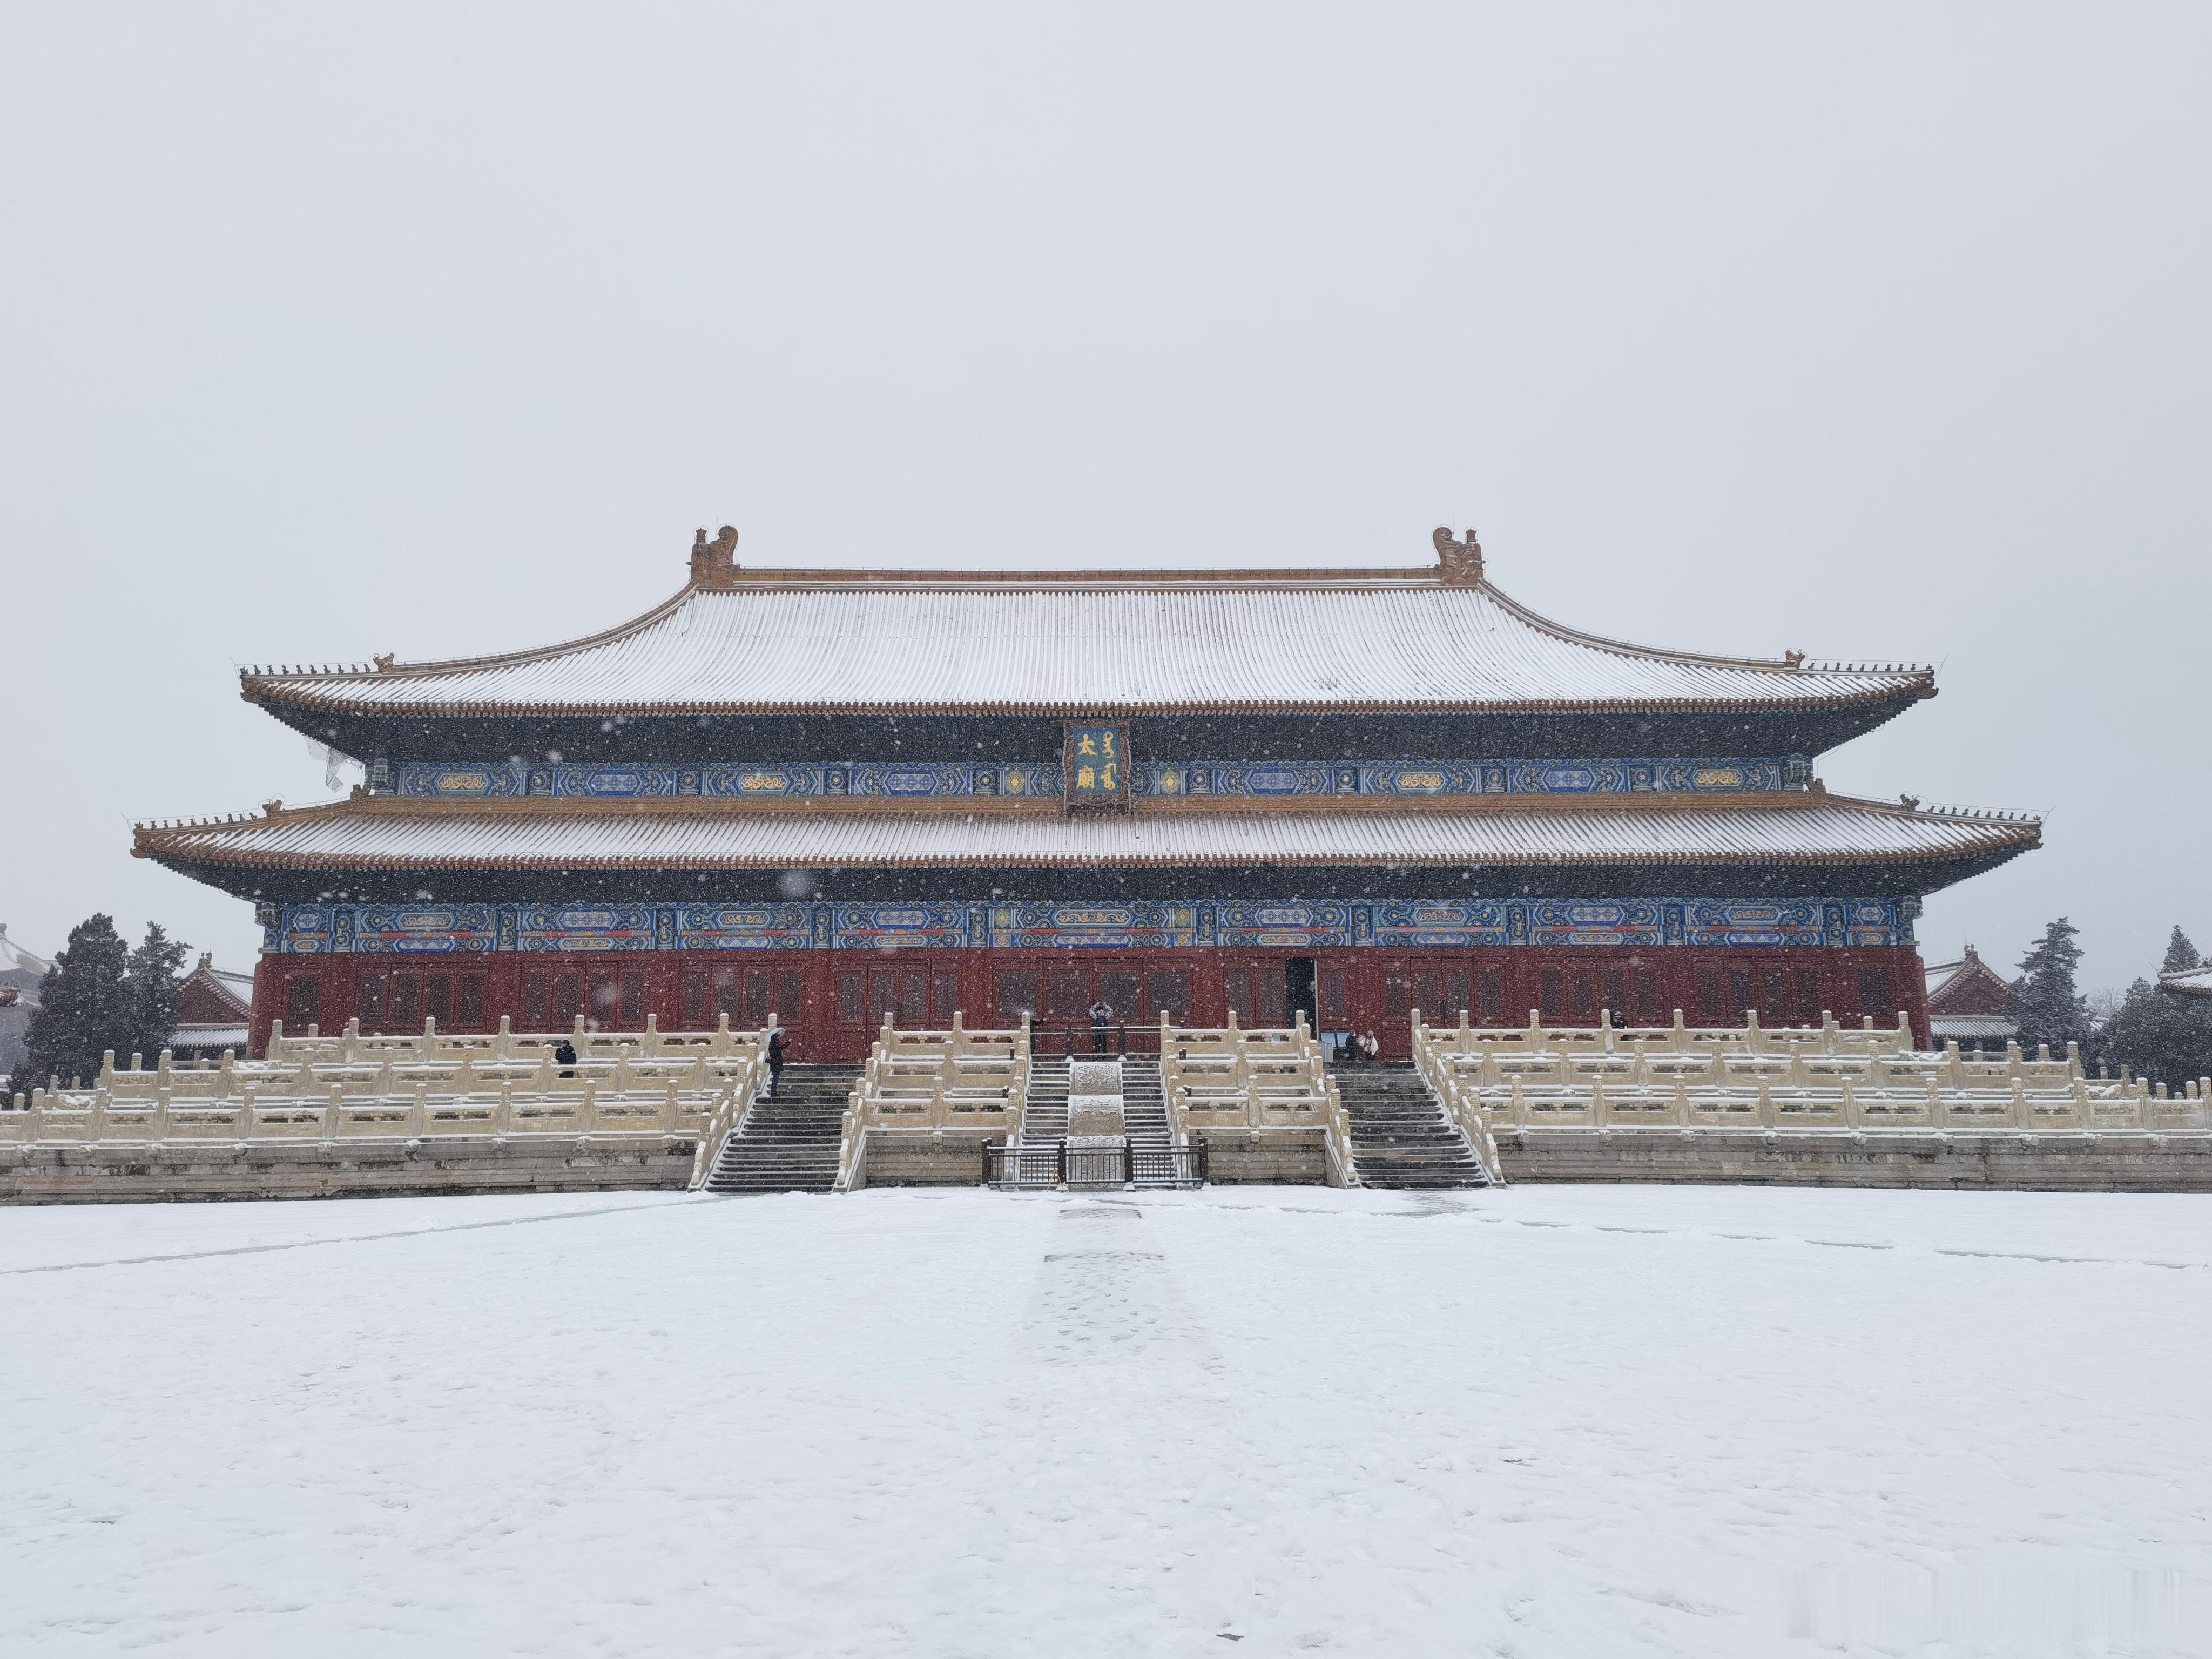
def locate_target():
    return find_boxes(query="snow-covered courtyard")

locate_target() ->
[5,1184,2208,1657]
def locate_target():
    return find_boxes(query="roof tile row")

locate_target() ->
[137,797,2038,872]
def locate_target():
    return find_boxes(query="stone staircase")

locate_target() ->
[1329,1061,1491,1189]
[1120,1056,1203,1188]
[1020,1056,1071,1147]
[704,1063,861,1195]
[1121,1055,1172,1165]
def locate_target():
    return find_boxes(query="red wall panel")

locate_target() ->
[251,944,1934,1062]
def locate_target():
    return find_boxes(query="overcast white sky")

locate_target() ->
[3,3,2206,994]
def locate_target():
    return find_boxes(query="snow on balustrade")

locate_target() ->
[1,1014,775,1189]
[836,1013,1031,1190]
[1161,1012,1355,1186]
[1409,1008,2212,1141]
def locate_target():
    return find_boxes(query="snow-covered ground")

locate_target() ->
[5,1185,2208,1657]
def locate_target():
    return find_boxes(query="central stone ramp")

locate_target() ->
[1330,1061,1491,1189]
[705,1063,861,1195]
[1062,1058,1127,1189]
[1065,1058,1125,1137]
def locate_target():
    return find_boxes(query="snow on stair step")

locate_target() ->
[705,1063,861,1196]
[1328,1061,1491,1189]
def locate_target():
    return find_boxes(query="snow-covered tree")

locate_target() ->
[2161,927,2202,975]
[2095,926,2212,1090]
[15,915,191,1092]
[2008,917,2090,1056]
[126,924,190,1062]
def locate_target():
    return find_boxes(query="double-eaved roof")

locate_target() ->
[146,536,2031,902]
[241,564,1934,720]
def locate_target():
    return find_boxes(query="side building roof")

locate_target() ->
[0,924,51,982]
[239,550,1936,724]
[174,954,255,1026]
[2161,965,2212,998]
[1925,945,2015,1014]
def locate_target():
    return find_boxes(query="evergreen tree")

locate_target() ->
[2161,927,2202,975]
[2095,925,2212,1090]
[125,923,191,1061]
[15,916,192,1092]
[17,915,133,1090]
[2008,917,2090,1056]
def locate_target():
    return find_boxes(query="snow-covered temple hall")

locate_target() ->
[137,525,2041,1063]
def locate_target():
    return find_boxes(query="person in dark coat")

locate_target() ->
[765,1028,786,1098]
[1088,998,1114,1056]
[553,1037,577,1079]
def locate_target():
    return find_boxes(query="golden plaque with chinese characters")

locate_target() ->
[1062,722,1131,813]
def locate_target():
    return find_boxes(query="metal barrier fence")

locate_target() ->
[1131,1142,1208,1187]
[981,1140,1207,1188]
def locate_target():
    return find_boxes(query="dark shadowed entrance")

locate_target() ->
[1285,957,1317,1033]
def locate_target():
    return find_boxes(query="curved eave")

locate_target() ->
[235,568,1936,722]
[133,792,2040,877]
[2160,966,2212,998]
[245,685,1935,721]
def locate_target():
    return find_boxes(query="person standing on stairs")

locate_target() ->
[1089,997,1115,1056]
[765,1027,785,1099]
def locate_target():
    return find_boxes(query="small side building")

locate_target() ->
[170,953,255,1060]
[1925,945,2018,1050]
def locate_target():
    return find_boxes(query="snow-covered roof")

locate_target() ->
[2160,964,2212,998]
[240,567,1936,720]
[0,924,50,980]
[170,1025,248,1051]
[176,955,255,1025]
[1924,945,2013,1014]
[136,794,2039,873]
[1929,1015,2018,1041]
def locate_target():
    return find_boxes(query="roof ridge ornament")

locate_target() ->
[1432,527,1483,586]
[690,524,740,589]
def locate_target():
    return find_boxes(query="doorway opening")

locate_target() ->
[1285,957,1318,1034]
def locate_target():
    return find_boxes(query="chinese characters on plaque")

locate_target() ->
[1063,723,1130,811]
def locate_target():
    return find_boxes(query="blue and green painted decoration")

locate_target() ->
[386,754,1815,802]
[262,896,1915,955]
